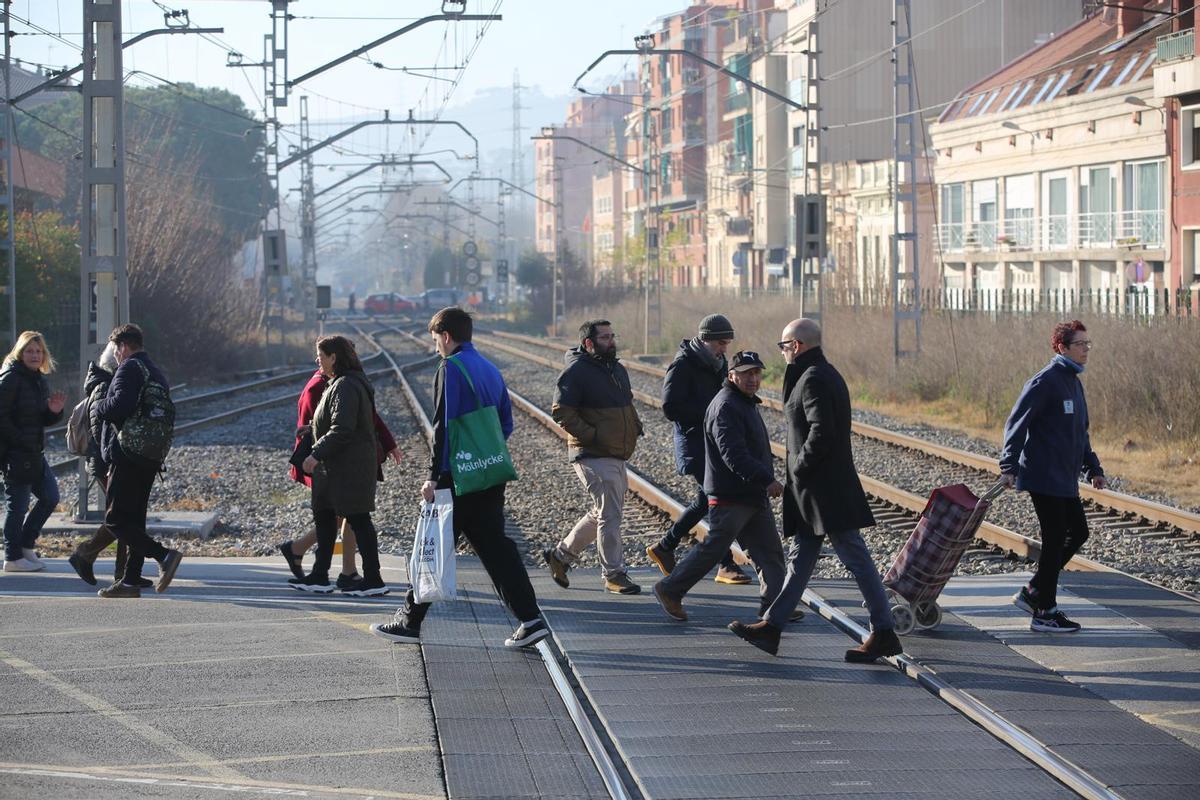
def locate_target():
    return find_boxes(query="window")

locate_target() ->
[1085,61,1113,93]
[1043,172,1070,249]
[1031,74,1058,105]
[1079,165,1116,246]
[1004,174,1034,247]
[1112,52,1142,87]
[1123,160,1164,246]
[996,83,1023,114]
[973,179,997,248]
[1182,106,1200,170]
[1045,70,1072,102]
[940,183,964,250]
[976,88,1003,116]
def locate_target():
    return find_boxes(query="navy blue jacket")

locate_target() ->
[703,381,775,505]
[999,356,1103,497]
[662,338,726,478]
[96,351,169,465]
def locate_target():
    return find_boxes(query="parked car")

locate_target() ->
[421,288,461,310]
[363,292,405,314]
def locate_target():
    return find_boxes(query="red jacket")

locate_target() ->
[290,369,398,486]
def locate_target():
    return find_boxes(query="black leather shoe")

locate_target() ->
[728,620,781,656]
[845,628,903,663]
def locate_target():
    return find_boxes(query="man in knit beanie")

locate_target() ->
[650,313,752,584]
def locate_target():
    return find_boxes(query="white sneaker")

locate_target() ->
[22,549,44,568]
[3,557,43,572]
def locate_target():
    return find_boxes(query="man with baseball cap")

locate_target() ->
[653,351,786,624]
[651,314,751,584]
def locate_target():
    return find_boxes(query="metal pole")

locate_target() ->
[552,155,564,337]
[892,0,922,365]
[299,96,316,329]
[78,0,130,521]
[2,1,15,348]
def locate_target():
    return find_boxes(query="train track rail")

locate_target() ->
[367,324,1127,800]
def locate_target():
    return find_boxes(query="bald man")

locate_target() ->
[728,319,902,662]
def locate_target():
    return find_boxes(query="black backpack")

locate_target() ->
[117,359,175,466]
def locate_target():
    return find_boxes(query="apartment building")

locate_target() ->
[591,130,626,285]
[1153,0,1200,294]
[779,0,1085,294]
[930,3,1170,304]
[534,84,633,273]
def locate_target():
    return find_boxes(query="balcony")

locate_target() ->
[936,210,1165,254]
[1156,29,1195,63]
[726,217,751,236]
[1154,29,1200,97]
[726,152,751,174]
[726,92,750,114]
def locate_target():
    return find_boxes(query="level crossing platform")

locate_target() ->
[0,555,1197,799]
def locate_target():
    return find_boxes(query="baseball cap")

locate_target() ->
[729,351,765,372]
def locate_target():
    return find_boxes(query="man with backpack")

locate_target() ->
[93,324,182,598]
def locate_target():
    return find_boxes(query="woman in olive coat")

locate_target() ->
[295,335,388,596]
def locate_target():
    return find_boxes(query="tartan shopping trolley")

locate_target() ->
[881,479,1008,634]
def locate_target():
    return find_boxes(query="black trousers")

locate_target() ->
[660,468,737,569]
[104,455,168,582]
[311,509,380,580]
[403,484,540,627]
[1028,492,1090,611]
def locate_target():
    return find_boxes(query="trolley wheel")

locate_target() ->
[891,604,916,635]
[914,600,943,630]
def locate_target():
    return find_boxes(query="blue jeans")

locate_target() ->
[3,456,59,560]
[765,529,893,631]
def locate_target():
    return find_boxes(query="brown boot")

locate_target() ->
[844,628,903,663]
[652,581,687,621]
[728,620,781,656]
[646,542,676,576]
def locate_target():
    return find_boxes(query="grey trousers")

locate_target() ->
[557,457,628,578]
[660,501,785,609]
[764,529,894,631]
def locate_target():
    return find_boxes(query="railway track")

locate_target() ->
[365,324,1132,800]
[471,328,1200,595]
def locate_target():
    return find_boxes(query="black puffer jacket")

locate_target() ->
[702,381,775,506]
[83,361,114,478]
[662,337,726,477]
[0,361,61,459]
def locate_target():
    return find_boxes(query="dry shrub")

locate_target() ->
[125,130,260,376]
[572,290,1200,445]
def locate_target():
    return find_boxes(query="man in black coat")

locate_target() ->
[93,324,182,598]
[729,319,902,662]
[652,351,786,628]
[649,313,749,584]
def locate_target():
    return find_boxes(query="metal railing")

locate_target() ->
[936,210,1165,253]
[1156,29,1195,63]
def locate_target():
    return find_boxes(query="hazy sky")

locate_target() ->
[15,0,686,127]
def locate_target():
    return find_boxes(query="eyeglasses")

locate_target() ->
[1069,339,1093,350]
[776,339,796,350]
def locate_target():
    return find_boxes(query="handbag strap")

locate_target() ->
[446,356,482,411]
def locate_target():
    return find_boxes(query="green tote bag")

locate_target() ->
[445,356,518,494]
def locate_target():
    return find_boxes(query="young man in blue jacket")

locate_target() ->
[1000,320,1105,633]
[370,307,548,649]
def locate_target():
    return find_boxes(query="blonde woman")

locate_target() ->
[0,331,66,572]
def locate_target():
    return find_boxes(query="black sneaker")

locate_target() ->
[371,612,420,643]
[130,576,154,589]
[336,572,362,591]
[291,574,335,593]
[504,618,550,648]
[1012,586,1039,615]
[278,541,305,580]
[68,552,97,586]
[542,548,570,588]
[1031,609,1081,633]
[344,575,390,597]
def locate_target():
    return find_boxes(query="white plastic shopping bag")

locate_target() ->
[408,489,457,603]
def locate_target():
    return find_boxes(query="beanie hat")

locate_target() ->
[698,314,735,341]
